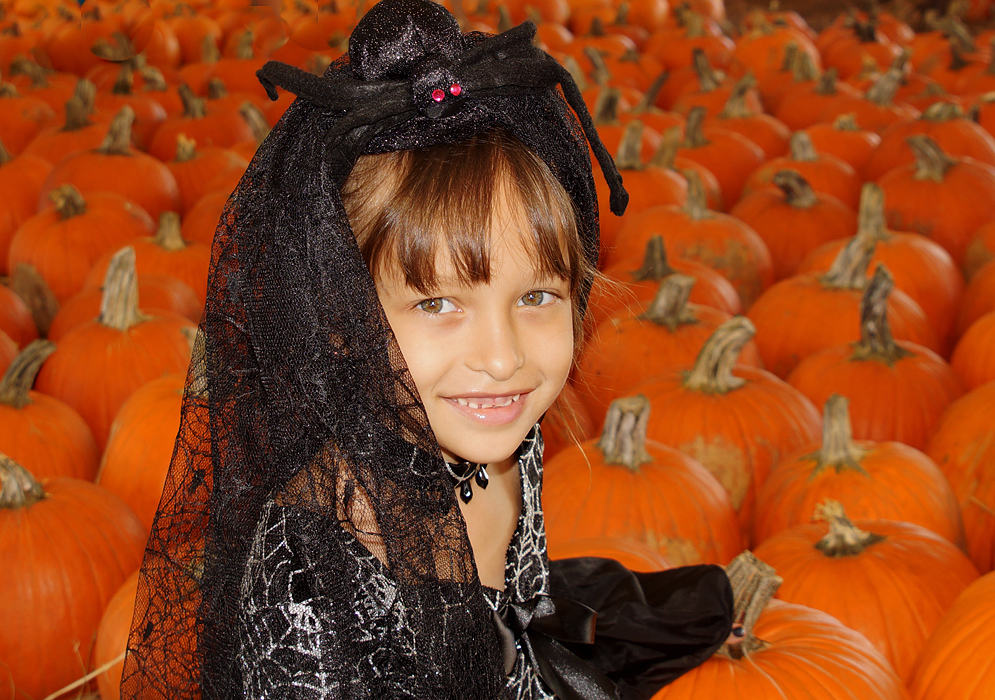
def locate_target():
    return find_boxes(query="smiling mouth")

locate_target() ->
[453,394,522,409]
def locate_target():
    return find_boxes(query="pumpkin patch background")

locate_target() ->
[3,0,995,698]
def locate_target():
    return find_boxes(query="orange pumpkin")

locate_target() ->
[8,184,156,302]
[544,394,743,566]
[37,106,181,223]
[165,134,249,215]
[632,318,822,530]
[729,169,857,281]
[786,265,963,451]
[577,275,761,422]
[548,536,671,571]
[0,454,146,700]
[94,570,141,700]
[708,74,791,159]
[753,395,963,547]
[753,501,979,681]
[0,340,99,482]
[878,135,995,269]
[927,381,995,573]
[963,219,995,280]
[610,173,774,308]
[34,247,195,451]
[747,195,940,378]
[908,571,995,699]
[956,258,995,338]
[541,381,595,463]
[676,106,766,207]
[802,113,882,174]
[774,67,862,130]
[147,83,256,161]
[0,139,52,276]
[950,311,995,390]
[651,552,909,700]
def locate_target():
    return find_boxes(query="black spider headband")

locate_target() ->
[255,1,628,217]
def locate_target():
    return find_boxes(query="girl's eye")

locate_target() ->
[416,298,457,314]
[519,290,553,307]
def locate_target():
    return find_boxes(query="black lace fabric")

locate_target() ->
[118,1,616,698]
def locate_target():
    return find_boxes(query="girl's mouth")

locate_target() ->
[453,394,521,409]
[444,392,530,426]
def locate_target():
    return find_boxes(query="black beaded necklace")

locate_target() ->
[445,459,489,503]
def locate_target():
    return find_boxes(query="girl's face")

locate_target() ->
[375,190,575,467]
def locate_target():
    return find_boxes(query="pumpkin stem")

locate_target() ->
[154,212,187,252]
[718,74,757,119]
[178,84,208,120]
[0,137,9,165]
[630,235,676,281]
[234,29,255,60]
[561,55,589,93]
[596,395,653,472]
[0,80,21,98]
[139,66,169,92]
[649,126,680,170]
[814,500,886,557]
[682,106,710,149]
[91,30,135,62]
[683,317,753,393]
[588,16,606,37]
[908,134,956,183]
[852,264,913,364]
[855,182,888,242]
[584,46,612,87]
[680,169,711,221]
[772,170,818,208]
[812,395,868,475]
[62,95,93,131]
[820,202,877,290]
[206,76,228,100]
[496,5,512,33]
[614,120,644,171]
[614,2,630,26]
[0,339,56,409]
[922,101,964,122]
[99,247,150,332]
[174,133,198,162]
[0,453,47,509]
[779,43,798,73]
[632,70,669,114]
[683,11,707,40]
[792,51,819,83]
[718,551,781,659]
[96,106,136,155]
[814,67,839,96]
[865,68,902,106]
[240,102,271,143]
[691,48,719,93]
[788,131,818,162]
[8,56,47,87]
[200,33,220,63]
[832,113,860,131]
[50,184,87,220]
[111,62,135,95]
[10,263,59,337]
[638,275,697,330]
[592,87,621,125]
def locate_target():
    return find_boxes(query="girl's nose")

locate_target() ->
[465,313,525,381]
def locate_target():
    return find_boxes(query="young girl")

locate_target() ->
[118,1,734,698]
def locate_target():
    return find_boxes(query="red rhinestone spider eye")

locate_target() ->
[431,88,445,102]
[449,83,462,96]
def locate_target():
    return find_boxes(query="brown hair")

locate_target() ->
[341,128,596,350]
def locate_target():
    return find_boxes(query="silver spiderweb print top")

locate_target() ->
[237,424,553,699]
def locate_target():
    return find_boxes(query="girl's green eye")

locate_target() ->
[520,291,548,307]
[416,298,455,314]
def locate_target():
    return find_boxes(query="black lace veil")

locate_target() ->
[118,0,626,697]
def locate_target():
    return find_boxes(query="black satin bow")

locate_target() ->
[492,594,619,700]
[255,15,628,217]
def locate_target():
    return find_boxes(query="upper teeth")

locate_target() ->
[456,394,520,409]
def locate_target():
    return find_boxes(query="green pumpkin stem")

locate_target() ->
[62,96,93,131]
[632,70,669,114]
[789,131,819,162]
[832,113,860,131]
[682,106,710,150]
[922,101,964,122]
[99,247,150,332]
[718,74,757,119]
[718,551,781,659]
[865,68,902,107]
[154,212,187,252]
[0,137,10,166]
[772,170,818,208]
[592,87,621,125]
[597,395,653,472]
[691,47,719,93]
[614,120,644,170]
[814,501,886,557]
[631,236,676,281]
[852,264,913,364]
[178,84,208,120]
[10,263,59,337]
[96,105,136,155]
[908,134,956,183]
[0,453,47,509]
[820,187,879,290]
[234,29,255,60]
[683,317,754,393]
[814,67,839,96]
[200,33,221,63]
[680,169,711,221]
[207,76,228,100]
[174,133,198,162]
[51,184,87,220]
[649,126,680,170]
[792,51,820,83]
[240,102,271,143]
[639,275,697,330]
[779,43,799,73]
[812,395,869,475]
[0,339,56,409]
[111,62,135,95]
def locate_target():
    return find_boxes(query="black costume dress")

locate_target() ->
[237,425,732,700]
